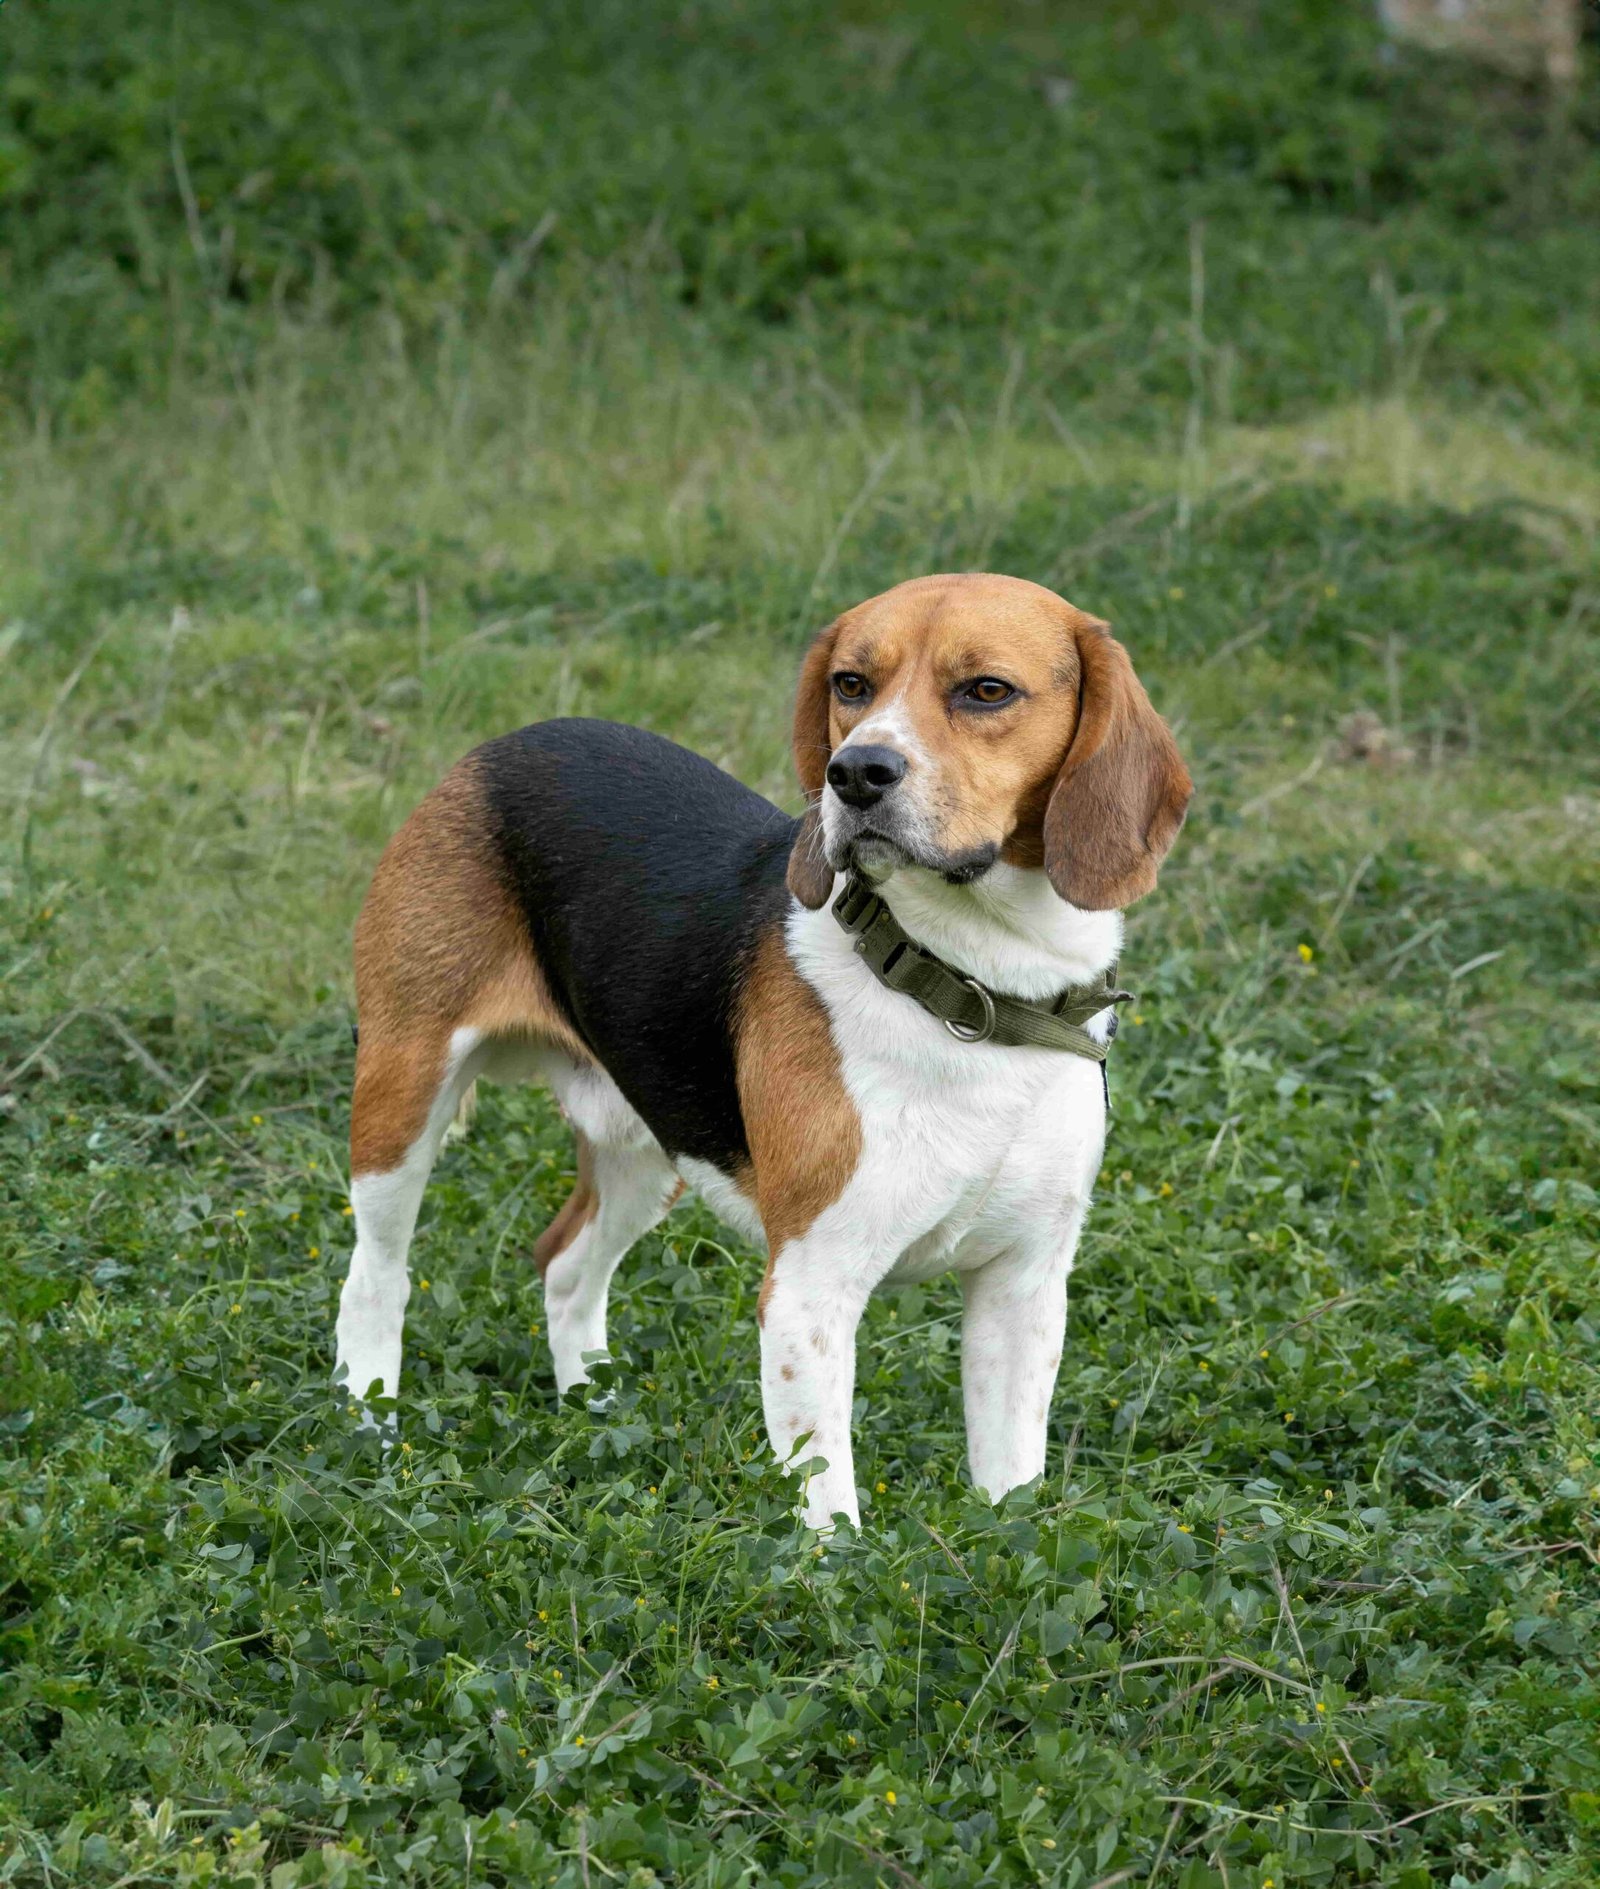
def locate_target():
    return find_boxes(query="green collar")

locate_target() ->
[831,873,1133,1059]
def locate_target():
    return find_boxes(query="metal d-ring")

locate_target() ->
[945,977,997,1043]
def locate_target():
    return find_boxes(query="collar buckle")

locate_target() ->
[944,977,998,1043]
[832,875,879,933]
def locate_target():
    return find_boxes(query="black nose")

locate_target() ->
[826,744,907,809]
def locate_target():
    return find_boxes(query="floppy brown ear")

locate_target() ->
[786,617,843,909]
[1042,617,1192,910]
[791,616,842,795]
[786,803,834,908]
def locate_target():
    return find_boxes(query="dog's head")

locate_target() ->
[787,572,1192,911]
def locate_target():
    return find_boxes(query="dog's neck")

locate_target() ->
[816,860,1123,1002]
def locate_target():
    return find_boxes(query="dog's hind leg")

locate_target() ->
[535,1116,680,1395]
[337,1027,483,1414]
[534,1063,680,1392]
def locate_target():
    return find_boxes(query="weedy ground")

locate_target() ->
[1,4,1598,1886]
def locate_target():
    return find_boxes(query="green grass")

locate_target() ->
[3,3,1600,1885]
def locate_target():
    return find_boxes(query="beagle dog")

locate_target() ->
[336,572,1191,1528]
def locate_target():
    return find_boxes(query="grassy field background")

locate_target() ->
[3,3,1599,1884]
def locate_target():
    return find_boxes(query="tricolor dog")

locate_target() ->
[336,572,1192,1527]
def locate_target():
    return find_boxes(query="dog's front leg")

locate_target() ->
[960,1240,1075,1502]
[759,1245,878,1530]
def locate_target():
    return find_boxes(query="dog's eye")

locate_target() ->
[962,677,1016,706]
[832,672,871,702]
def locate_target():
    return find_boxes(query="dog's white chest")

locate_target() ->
[788,892,1112,1288]
[874,1044,1105,1283]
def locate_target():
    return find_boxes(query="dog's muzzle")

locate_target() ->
[822,744,1000,885]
